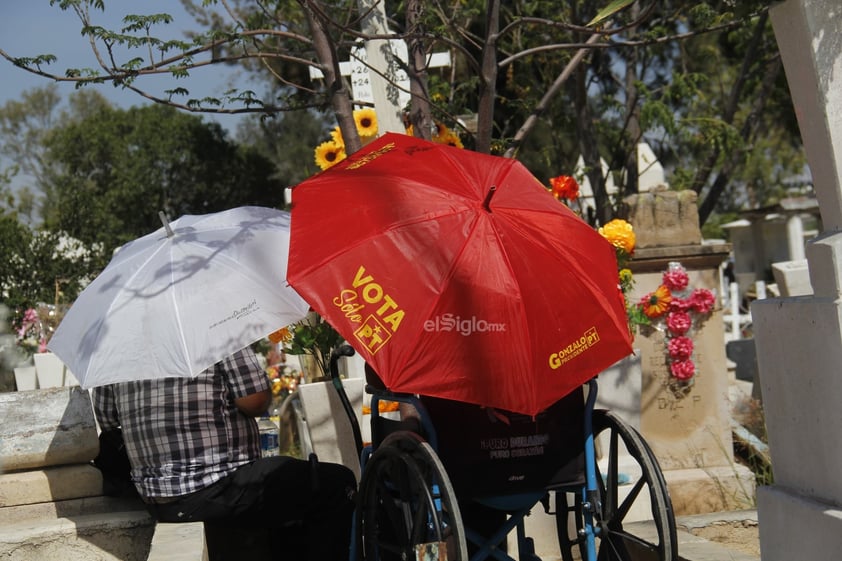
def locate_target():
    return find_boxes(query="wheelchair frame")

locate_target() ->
[327,347,678,561]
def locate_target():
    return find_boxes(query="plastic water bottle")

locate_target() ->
[257,415,279,458]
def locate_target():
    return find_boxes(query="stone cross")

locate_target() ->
[309,0,450,133]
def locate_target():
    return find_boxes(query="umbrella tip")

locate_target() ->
[482,185,497,212]
[158,211,175,238]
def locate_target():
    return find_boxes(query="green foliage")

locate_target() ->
[0,210,105,336]
[41,103,284,253]
[588,0,637,27]
[282,314,344,379]
[1,0,809,231]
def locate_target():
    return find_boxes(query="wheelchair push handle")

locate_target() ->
[329,344,356,380]
[328,345,364,456]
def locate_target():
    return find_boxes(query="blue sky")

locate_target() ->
[0,1,260,132]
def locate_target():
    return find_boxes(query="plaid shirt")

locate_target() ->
[92,347,270,499]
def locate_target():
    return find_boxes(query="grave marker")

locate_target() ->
[309,0,450,133]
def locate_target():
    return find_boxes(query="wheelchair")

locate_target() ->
[327,346,678,561]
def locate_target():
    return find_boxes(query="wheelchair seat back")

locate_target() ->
[421,386,585,499]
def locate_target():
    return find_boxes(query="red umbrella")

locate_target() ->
[288,133,632,416]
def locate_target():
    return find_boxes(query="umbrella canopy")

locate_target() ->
[288,133,633,416]
[49,206,310,389]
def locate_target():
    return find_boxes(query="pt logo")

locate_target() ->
[332,265,404,355]
[355,315,391,354]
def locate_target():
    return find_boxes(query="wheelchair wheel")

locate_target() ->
[557,410,677,561]
[356,431,469,561]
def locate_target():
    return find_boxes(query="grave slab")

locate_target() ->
[0,464,104,506]
[0,386,98,471]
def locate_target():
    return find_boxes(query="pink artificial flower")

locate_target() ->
[666,311,692,336]
[38,338,48,353]
[668,336,694,361]
[663,268,689,292]
[668,297,691,313]
[689,288,716,314]
[670,359,696,380]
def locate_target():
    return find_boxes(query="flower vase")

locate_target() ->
[297,354,327,383]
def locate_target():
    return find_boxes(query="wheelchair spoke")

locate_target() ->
[559,410,677,561]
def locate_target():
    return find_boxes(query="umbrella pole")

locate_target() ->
[158,211,175,237]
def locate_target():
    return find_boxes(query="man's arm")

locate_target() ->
[223,347,272,417]
[234,390,271,417]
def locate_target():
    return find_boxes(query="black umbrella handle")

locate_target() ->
[329,345,364,456]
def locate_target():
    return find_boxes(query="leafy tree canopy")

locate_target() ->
[42,102,285,251]
[0,0,805,226]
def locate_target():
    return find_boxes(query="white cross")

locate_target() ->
[309,0,450,133]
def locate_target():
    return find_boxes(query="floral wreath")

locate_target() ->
[637,262,716,393]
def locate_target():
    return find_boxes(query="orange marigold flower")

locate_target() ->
[599,218,636,255]
[268,327,292,344]
[362,400,400,414]
[640,285,672,318]
[549,175,580,201]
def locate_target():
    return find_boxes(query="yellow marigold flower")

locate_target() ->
[405,124,414,137]
[599,218,636,254]
[619,268,633,285]
[271,378,283,396]
[314,140,346,170]
[329,126,343,145]
[436,130,464,148]
[353,108,378,138]
[641,285,672,318]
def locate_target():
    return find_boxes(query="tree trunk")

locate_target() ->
[300,0,360,154]
[572,62,610,226]
[622,1,642,196]
[698,52,782,224]
[406,0,433,140]
[475,0,500,154]
[691,11,769,201]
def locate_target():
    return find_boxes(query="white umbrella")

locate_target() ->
[48,206,310,388]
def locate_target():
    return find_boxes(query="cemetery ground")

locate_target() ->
[674,374,768,559]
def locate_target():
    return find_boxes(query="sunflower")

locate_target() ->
[436,130,464,148]
[329,126,344,145]
[353,108,378,138]
[640,285,672,318]
[433,121,449,139]
[314,140,346,170]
